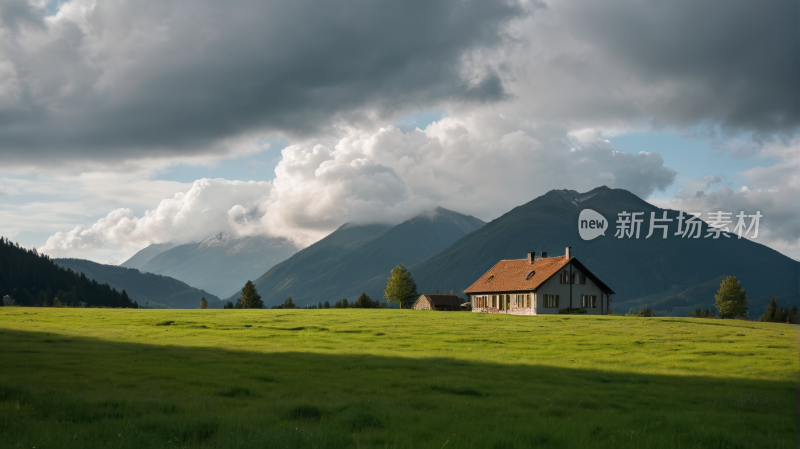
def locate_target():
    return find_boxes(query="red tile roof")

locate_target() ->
[464,256,571,294]
[464,256,615,294]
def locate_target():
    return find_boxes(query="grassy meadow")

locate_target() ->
[0,308,796,448]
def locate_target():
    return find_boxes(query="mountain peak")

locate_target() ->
[410,207,486,234]
[543,186,610,208]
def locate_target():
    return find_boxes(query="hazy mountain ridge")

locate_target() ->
[236,207,486,306]
[120,242,176,270]
[138,234,298,298]
[55,258,222,309]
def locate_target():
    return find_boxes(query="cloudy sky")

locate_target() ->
[1,0,797,262]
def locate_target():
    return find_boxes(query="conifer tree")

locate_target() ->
[714,276,748,318]
[200,297,208,309]
[761,297,777,322]
[235,281,263,309]
[354,292,378,308]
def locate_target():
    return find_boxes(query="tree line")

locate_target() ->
[217,281,387,310]
[760,297,798,323]
[683,275,798,323]
[0,237,138,308]
[214,266,420,310]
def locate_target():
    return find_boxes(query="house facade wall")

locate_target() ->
[470,292,536,315]
[534,264,605,314]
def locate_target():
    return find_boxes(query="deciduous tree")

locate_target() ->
[384,263,418,308]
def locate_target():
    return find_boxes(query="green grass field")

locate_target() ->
[0,308,796,448]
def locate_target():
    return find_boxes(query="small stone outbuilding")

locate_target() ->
[411,294,461,311]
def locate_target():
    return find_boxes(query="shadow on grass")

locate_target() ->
[0,328,794,449]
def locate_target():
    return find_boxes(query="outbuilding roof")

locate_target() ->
[418,294,461,307]
[464,256,614,295]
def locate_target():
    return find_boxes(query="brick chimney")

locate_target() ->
[528,252,535,264]
[566,247,571,259]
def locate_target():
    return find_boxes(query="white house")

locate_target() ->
[464,247,614,315]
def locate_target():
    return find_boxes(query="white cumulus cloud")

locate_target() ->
[40,178,272,258]
[40,115,679,260]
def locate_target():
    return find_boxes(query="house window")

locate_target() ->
[581,295,598,308]
[544,294,559,308]
[580,273,586,285]
[560,271,569,284]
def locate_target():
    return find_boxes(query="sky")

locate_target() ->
[0,0,798,263]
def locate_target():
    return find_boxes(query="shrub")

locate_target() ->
[272,297,297,309]
[688,309,715,318]
[626,306,655,317]
[639,306,655,317]
[558,308,587,314]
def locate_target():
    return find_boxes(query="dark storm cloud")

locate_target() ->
[560,0,799,136]
[0,0,522,163]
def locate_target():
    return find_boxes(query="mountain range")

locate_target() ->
[53,186,797,316]
[122,234,298,298]
[54,258,222,309]
[233,207,486,306]
[352,186,798,317]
